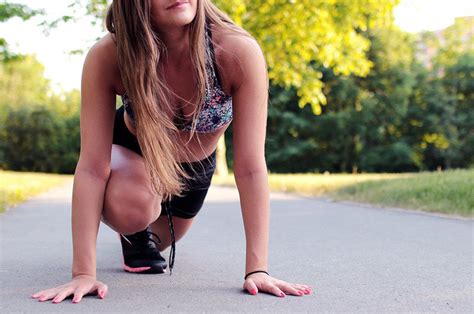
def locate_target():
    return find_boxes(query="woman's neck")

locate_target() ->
[156,24,191,65]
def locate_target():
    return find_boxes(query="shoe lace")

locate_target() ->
[120,227,162,248]
[119,207,176,276]
[163,202,176,276]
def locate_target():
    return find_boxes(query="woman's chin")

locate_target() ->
[153,16,195,30]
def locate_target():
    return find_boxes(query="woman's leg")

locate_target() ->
[150,216,195,251]
[101,144,163,235]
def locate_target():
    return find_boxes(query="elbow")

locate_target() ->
[233,159,268,179]
[75,162,111,182]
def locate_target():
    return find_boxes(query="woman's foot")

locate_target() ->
[119,226,167,274]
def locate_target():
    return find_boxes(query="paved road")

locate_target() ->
[0,179,472,313]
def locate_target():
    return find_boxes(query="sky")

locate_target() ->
[0,0,473,92]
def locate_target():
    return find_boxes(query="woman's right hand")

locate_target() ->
[31,274,108,304]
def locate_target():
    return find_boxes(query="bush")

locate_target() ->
[0,105,80,173]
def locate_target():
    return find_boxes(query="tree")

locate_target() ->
[0,55,50,109]
[0,2,42,61]
[63,0,399,108]
[441,52,474,168]
[214,0,400,114]
[59,0,399,174]
[415,17,473,169]
[417,16,474,74]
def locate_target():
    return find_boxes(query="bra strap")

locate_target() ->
[205,22,224,88]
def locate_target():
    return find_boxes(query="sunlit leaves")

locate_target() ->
[0,3,41,22]
[0,3,43,61]
[214,0,398,114]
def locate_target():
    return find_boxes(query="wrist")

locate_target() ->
[245,254,268,275]
[72,270,96,279]
[245,264,268,275]
[244,269,269,280]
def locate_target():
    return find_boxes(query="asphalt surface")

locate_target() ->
[0,178,472,313]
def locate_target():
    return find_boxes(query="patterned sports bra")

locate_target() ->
[121,22,233,133]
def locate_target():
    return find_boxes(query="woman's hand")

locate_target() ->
[31,274,108,304]
[243,273,313,297]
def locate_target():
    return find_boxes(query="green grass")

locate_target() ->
[212,168,473,218]
[0,170,72,213]
[2,168,472,218]
[326,168,473,217]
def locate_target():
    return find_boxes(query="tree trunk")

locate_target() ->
[215,135,229,176]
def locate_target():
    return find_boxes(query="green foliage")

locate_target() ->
[1,1,470,175]
[433,17,474,71]
[0,2,39,22]
[0,55,50,108]
[0,105,80,173]
[213,0,399,114]
[0,2,43,60]
[417,17,474,73]
[76,0,398,114]
[248,23,472,174]
[0,50,81,174]
[0,52,81,173]
[441,52,474,167]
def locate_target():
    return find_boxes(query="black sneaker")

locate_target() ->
[119,226,167,274]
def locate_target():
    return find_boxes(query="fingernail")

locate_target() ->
[280,292,285,297]
[99,291,104,298]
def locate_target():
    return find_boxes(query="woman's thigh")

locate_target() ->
[104,105,217,237]
[101,144,162,235]
[151,156,216,249]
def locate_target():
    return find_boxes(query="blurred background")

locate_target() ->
[0,0,472,217]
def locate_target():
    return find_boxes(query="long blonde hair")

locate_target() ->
[105,0,255,202]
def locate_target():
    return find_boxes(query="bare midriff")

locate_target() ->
[123,109,230,163]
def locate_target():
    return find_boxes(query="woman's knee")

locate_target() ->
[103,180,162,234]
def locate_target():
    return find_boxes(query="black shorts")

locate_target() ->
[112,105,216,219]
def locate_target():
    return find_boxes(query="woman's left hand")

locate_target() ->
[243,273,313,297]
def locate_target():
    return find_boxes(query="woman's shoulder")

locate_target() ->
[84,33,123,94]
[209,23,266,95]
[86,33,118,66]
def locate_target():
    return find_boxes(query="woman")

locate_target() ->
[31,0,312,304]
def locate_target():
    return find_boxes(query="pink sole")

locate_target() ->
[118,233,166,274]
[123,264,152,273]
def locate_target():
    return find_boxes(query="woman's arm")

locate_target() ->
[229,36,270,276]
[32,35,117,304]
[226,34,312,298]
[71,37,117,279]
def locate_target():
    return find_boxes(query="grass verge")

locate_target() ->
[0,170,72,213]
[212,168,473,218]
[2,169,472,218]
